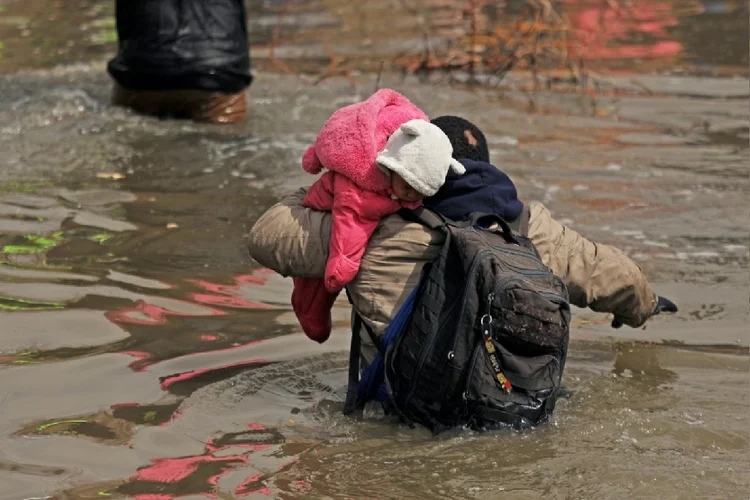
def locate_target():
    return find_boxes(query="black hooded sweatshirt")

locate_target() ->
[424,159,524,223]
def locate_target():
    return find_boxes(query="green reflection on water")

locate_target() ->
[37,420,88,432]
[2,232,64,254]
[0,296,65,311]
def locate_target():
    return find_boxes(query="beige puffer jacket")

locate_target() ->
[248,189,657,358]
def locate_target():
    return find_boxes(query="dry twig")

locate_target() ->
[314,42,357,88]
[393,0,586,97]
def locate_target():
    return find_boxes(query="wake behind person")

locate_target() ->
[107,0,253,124]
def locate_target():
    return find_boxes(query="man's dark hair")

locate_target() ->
[430,115,490,163]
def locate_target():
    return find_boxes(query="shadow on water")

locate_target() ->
[0,0,748,498]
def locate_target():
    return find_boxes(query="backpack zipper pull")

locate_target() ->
[480,313,512,394]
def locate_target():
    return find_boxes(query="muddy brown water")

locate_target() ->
[1,1,749,499]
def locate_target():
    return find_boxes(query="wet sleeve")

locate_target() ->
[527,201,658,328]
[247,188,330,278]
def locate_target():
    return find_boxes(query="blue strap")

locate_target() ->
[356,284,420,406]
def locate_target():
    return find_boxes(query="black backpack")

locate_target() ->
[349,209,571,434]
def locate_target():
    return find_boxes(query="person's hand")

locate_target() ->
[611,296,678,328]
[611,316,625,329]
[654,295,678,314]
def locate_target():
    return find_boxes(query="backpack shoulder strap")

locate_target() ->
[343,312,362,415]
[404,205,529,236]
[353,281,422,410]
[508,204,530,236]
[399,207,447,230]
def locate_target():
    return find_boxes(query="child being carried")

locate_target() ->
[293,89,465,342]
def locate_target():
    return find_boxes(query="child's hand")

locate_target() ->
[324,255,359,293]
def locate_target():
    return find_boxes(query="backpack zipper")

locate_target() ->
[539,291,569,305]
[402,249,493,410]
[482,241,568,297]
[500,261,569,300]
[494,245,543,264]
[491,277,568,306]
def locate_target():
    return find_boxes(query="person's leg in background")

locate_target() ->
[108,0,252,124]
[110,85,248,124]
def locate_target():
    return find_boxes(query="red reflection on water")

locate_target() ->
[106,299,227,326]
[235,473,273,497]
[293,479,312,493]
[235,274,269,284]
[248,268,276,276]
[111,402,139,409]
[187,270,277,310]
[567,0,682,61]
[105,268,277,328]
[136,455,246,484]
[123,336,268,373]
[233,457,300,498]
[122,350,152,371]
[125,430,297,498]
[102,268,283,374]
[190,292,273,309]
[159,357,269,390]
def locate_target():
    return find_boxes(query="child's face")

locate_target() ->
[391,172,424,202]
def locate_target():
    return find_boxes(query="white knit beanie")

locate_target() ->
[376,119,466,197]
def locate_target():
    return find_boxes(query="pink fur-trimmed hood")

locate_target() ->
[302,89,429,191]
